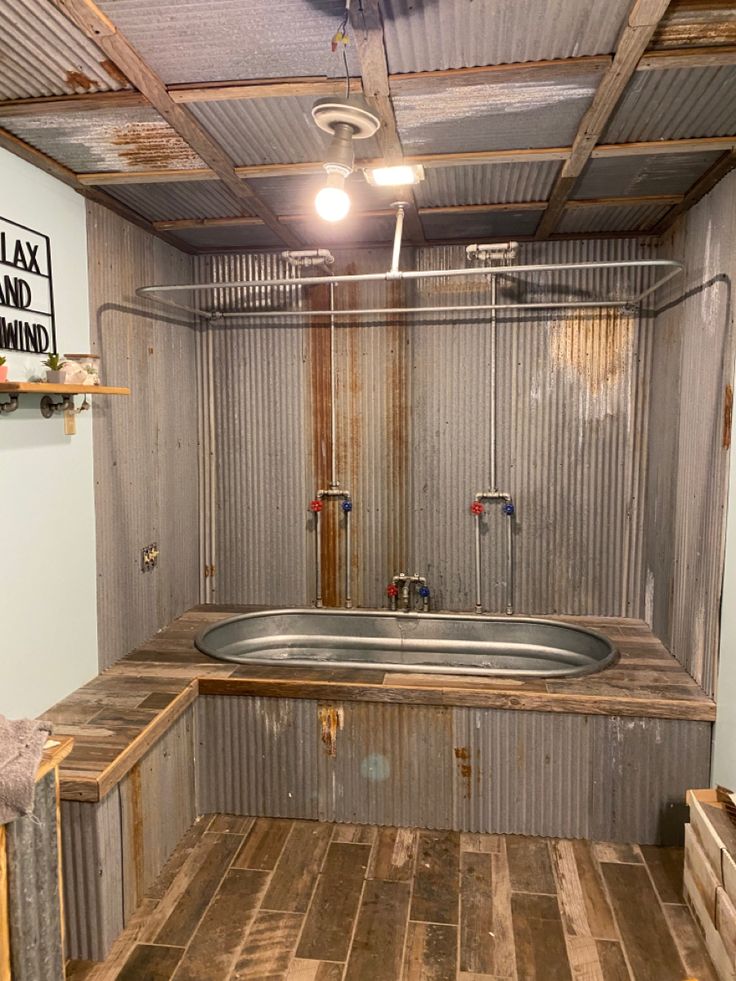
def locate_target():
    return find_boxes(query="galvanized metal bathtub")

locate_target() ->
[195,609,617,678]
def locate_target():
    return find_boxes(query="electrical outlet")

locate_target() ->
[141,543,159,572]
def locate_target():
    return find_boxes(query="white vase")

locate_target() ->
[46,370,64,384]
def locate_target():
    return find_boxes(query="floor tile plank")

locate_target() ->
[600,862,687,981]
[411,831,461,925]
[233,910,303,979]
[663,903,718,981]
[506,836,556,894]
[592,843,642,865]
[117,944,184,981]
[460,852,494,974]
[640,846,684,905]
[297,842,371,961]
[171,869,268,981]
[511,892,572,981]
[233,817,293,871]
[595,940,632,980]
[344,880,411,981]
[570,840,617,941]
[403,921,457,981]
[332,823,377,844]
[154,833,243,947]
[262,821,333,913]
[287,960,344,981]
[207,814,255,835]
[369,827,417,882]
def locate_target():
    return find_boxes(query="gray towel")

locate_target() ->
[0,715,53,825]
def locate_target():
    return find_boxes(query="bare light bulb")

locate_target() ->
[315,184,351,223]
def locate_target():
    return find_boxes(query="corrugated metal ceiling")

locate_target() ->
[174,224,283,250]
[94,0,361,84]
[1,106,205,172]
[414,161,561,207]
[392,69,602,155]
[421,209,543,242]
[381,0,630,73]
[604,65,736,142]
[2,0,131,99]
[573,151,723,199]
[103,180,248,221]
[247,173,398,215]
[650,0,736,49]
[557,203,671,235]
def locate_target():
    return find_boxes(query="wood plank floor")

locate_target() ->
[45,606,716,803]
[66,816,718,981]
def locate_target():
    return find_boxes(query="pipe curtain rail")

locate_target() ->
[137,259,684,322]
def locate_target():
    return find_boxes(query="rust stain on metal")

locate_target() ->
[318,705,344,757]
[66,69,95,91]
[724,384,733,449]
[100,59,130,86]
[652,0,736,48]
[111,123,201,170]
[454,746,473,799]
[549,308,632,395]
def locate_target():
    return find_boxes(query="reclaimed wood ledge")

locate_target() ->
[42,606,716,804]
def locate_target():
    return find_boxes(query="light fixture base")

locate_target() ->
[312,97,381,140]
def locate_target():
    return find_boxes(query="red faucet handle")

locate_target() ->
[309,499,323,512]
[386,583,399,598]
[470,501,484,515]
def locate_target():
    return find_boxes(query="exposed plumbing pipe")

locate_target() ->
[389,202,406,276]
[472,492,515,616]
[282,248,335,268]
[138,260,684,321]
[387,573,431,613]
[330,281,338,490]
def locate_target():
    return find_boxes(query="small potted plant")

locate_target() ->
[0,356,7,383]
[43,352,68,384]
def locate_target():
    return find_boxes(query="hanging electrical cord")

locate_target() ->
[332,0,352,98]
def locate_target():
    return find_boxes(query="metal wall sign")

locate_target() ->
[0,215,56,355]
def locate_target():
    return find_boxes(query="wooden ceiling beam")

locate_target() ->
[638,44,736,70]
[151,194,683,231]
[349,0,425,244]
[47,0,303,249]
[534,0,673,239]
[0,124,196,253]
[652,148,736,234]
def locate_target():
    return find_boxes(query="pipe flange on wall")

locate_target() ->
[0,394,19,414]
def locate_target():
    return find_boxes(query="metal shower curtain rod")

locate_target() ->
[137,258,684,322]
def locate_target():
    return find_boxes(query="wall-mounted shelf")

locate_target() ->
[0,382,130,431]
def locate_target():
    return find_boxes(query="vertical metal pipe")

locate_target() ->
[329,281,338,489]
[345,508,352,608]
[474,512,483,614]
[506,511,514,615]
[489,274,497,491]
[390,205,405,275]
[315,511,323,607]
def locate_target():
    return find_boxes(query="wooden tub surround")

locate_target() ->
[43,605,716,961]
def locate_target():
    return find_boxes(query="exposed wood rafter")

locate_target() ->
[349,0,425,243]
[47,0,303,249]
[534,0,673,239]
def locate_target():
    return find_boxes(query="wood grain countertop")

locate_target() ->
[41,606,715,803]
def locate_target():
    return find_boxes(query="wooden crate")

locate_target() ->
[684,789,736,980]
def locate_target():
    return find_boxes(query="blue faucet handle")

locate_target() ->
[342,500,352,512]
[503,502,515,516]
[418,585,430,598]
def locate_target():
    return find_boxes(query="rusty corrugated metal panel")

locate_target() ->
[646,169,736,697]
[574,152,723,199]
[651,0,736,49]
[392,70,600,156]
[87,202,200,669]
[557,203,671,234]
[196,695,710,843]
[415,161,561,207]
[2,0,131,99]
[5,773,64,980]
[197,238,656,618]
[95,0,360,84]
[104,180,250,221]
[1,107,204,173]
[188,96,381,167]
[381,0,630,72]
[604,65,736,142]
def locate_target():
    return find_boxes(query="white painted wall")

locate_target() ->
[0,146,98,719]
[714,437,736,787]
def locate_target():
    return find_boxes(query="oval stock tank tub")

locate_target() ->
[195,609,617,678]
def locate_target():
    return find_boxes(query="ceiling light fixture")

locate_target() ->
[312,97,381,222]
[365,164,425,187]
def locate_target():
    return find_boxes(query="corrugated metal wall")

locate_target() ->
[87,202,201,669]
[196,238,656,617]
[196,694,711,844]
[645,170,736,696]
